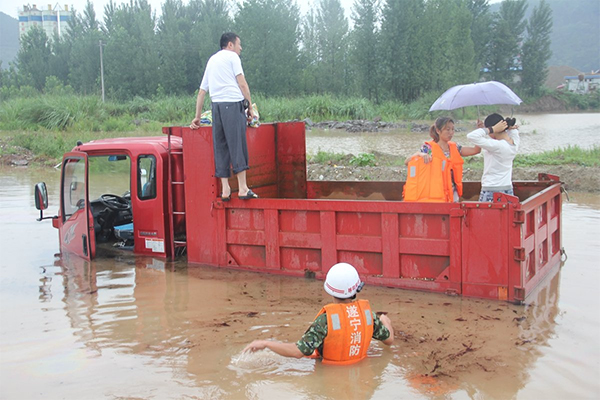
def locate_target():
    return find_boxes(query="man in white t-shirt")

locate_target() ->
[467,113,520,202]
[190,32,257,201]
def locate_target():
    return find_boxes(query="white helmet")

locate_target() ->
[324,263,363,298]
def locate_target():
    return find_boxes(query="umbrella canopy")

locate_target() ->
[429,81,523,112]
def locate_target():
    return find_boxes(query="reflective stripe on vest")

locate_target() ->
[312,299,374,365]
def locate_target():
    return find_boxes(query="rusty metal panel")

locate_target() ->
[276,122,307,199]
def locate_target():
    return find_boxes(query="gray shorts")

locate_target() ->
[211,101,248,178]
[479,188,514,202]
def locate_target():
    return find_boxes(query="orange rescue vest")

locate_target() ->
[311,299,374,365]
[403,141,464,202]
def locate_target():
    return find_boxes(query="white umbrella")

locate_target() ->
[429,81,523,119]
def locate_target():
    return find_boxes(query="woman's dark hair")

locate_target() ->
[220,32,239,49]
[429,117,454,143]
[485,113,516,130]
[484,113,504,128]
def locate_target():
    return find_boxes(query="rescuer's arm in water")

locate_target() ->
[243,340,304,358]
[378,314,394,346]
[190,89,207,129]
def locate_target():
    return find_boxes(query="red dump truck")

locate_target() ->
[35,122,564,303]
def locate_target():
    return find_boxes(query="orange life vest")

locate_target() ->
[403,141,464,202]
[311,299,374,365]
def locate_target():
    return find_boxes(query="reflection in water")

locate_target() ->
[1,150,599,399]
[37,246,566,399]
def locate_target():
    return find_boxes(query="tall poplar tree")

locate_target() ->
[380,0,425,101]
[315,0,349,95]
[466,0,492,74]
[156,0,188,95]
[188,0,233,92]
[235,0,301,96]
[299,9,321,94]
[521,0,553,96]
[16,26,51,90]
[103,0,160,98]
[349,0,380,100]
[67,0,102,95]
[486,0,527,83]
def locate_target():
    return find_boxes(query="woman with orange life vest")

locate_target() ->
[243,263,394,365]
[403,117,480,202]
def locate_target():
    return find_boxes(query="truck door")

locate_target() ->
[60,153,96,260]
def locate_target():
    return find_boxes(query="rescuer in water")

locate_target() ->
[190,32,258,201]
[243,263,394,365]
[403,117,480,202]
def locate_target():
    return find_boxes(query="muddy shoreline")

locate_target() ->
[307,161,599,193]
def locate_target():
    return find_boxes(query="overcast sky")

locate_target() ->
[0,0,504,21]
[0,0,358,20]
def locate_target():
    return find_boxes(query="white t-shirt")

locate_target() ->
[199,49,244,102]
[467,128,520,189]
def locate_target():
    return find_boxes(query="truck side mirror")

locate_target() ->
[35,182,48,211]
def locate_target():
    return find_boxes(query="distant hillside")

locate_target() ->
[490,0,600,72]
[0,12,19,70]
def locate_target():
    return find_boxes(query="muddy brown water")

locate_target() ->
[2,113,600,399]
[306,112,600,157]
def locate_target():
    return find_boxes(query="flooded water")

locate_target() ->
[2,113,600,399]
[1,173,600,399]
[306,112,600,157]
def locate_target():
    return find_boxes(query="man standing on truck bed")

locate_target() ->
[190,32,258,201]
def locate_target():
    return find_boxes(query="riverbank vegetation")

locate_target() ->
[1,90,598,134]
[307,146,600,168]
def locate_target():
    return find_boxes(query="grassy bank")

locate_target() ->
[4,90,598,133]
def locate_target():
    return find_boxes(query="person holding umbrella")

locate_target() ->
[403,117,480,202]
[467,113,520,202]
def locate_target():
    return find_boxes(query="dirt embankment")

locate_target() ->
[308,153,599,193]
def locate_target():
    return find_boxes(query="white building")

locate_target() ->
[565,74,600,94]
[18,4,73,40]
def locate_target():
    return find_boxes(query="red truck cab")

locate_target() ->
[36,135,185,260]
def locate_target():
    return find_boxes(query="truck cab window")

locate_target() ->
[138,155,156,200]
[62,158,86,222]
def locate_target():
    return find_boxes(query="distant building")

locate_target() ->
[564,74,600,94]
[18,4,72,40]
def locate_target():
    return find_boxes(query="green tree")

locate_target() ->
[156,0,188,95]
[15,26,51,91]
[103,0,160,98]
[521,0,553,96]
[315,0,349,95]
[380,0,425,101]
[298,9,321,94]
[466,0,492,74]
[235,0,301,96]
[188,0,233,92]
[445,1,477,86]
[48,32,72,85]
[67,1,102,95]
[486,0,527,83]
[349,0,380,100]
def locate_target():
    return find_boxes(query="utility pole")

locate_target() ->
[99,40,105,103]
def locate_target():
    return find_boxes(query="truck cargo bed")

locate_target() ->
[165,123,563,303]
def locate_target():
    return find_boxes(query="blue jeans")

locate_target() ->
[479,188,514,202]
